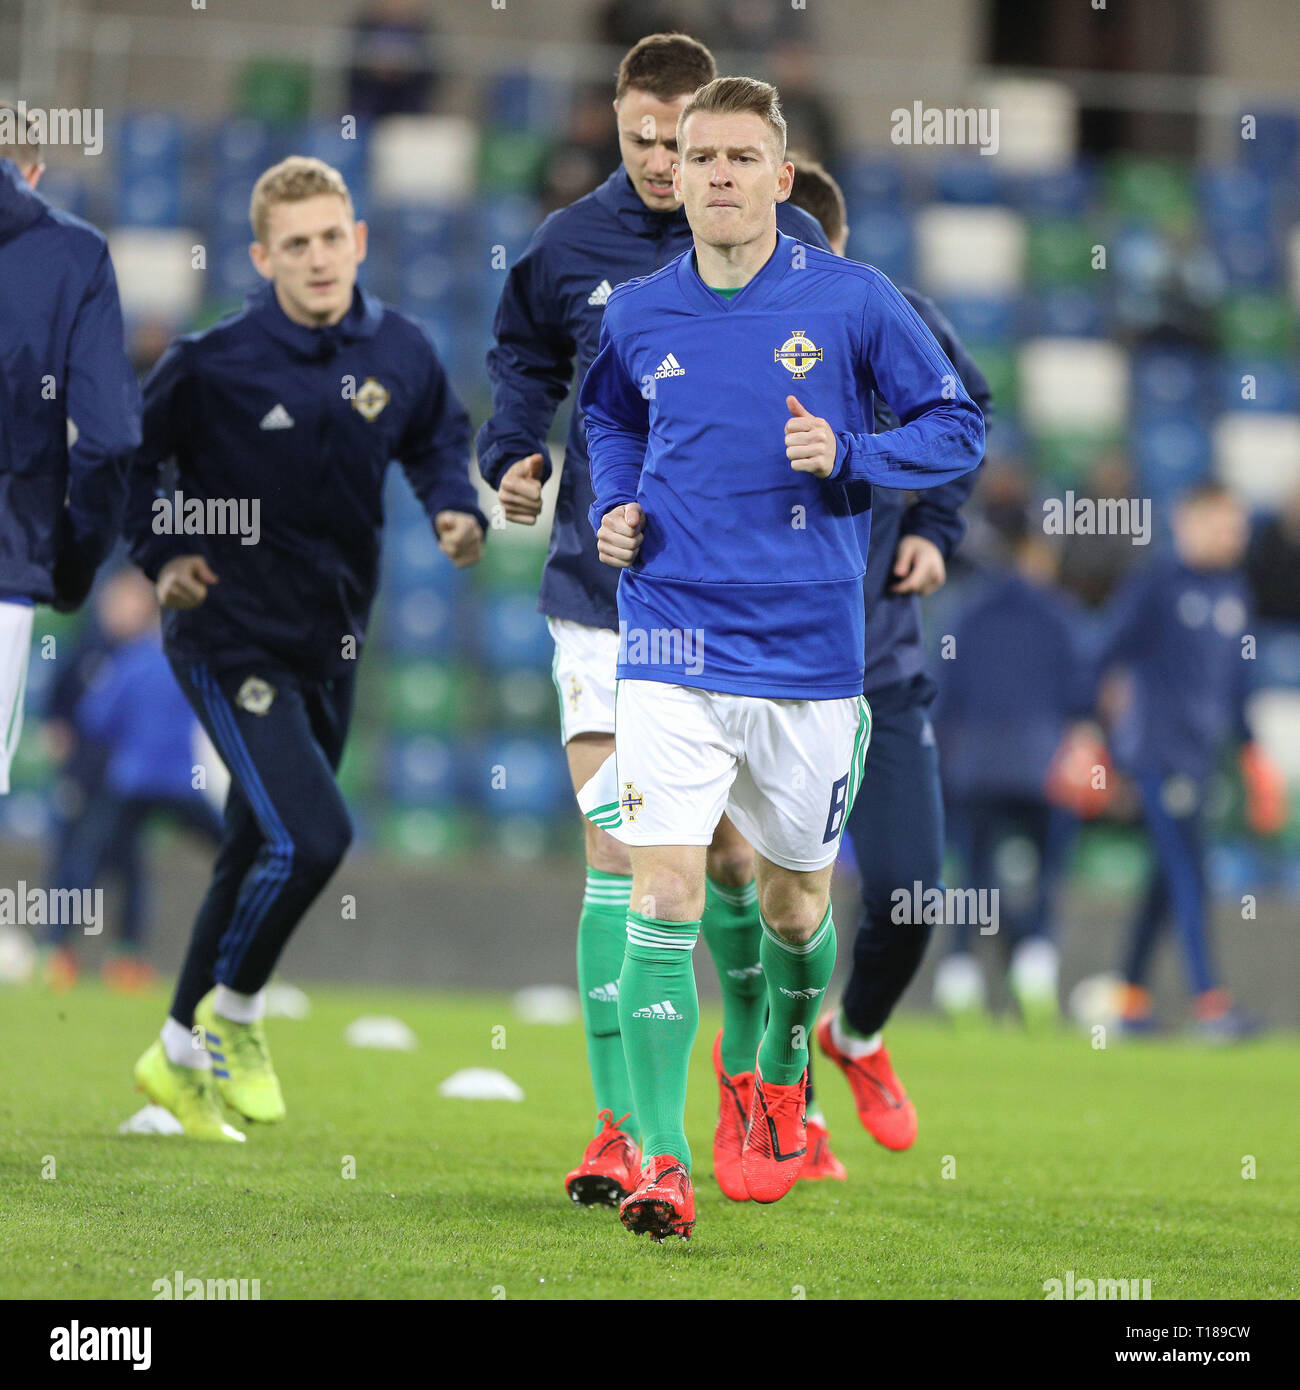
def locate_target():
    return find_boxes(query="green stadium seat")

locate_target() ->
[1217,293,1296,357]
[1105,155,1196,232]
[376,807,477,860]
[1027,219,1097,286]
[478,128,551,196]
[383,659,478,733]
[475,531,548,592]
[236,61,313,127]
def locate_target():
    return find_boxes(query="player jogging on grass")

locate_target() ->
[783,156,991,1152]
[0,100,140,795]
[475,33,836,1208]
[125,157,485,1141]
[580,77,984,1240]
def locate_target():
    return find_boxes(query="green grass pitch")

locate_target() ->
[2,983,1296,1300]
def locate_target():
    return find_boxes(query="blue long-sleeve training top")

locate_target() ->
[474,165,830,631]
[125,282,485,680]
[0,157,140,603]
[579,232,985,699]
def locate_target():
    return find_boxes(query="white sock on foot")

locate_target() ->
[831,1010,883,1059]
[213,985,265,1023]
[162,1017,209,1069]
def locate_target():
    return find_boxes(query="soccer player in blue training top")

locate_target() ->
[580,76,984,1239]
[1097,481,1284,1039]
[0,99,140,794]
[125,156,486,1140]
[476,32,834,1208]
[784,155,990,1156]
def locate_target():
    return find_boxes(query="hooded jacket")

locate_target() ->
[0,157,140,604]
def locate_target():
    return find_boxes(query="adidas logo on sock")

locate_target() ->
[587,981,619,1003]
[259,403,295,430]
[587,278,613,306]
[727,963,763,980]
[632,999,684,1020]
[778,985,826,1000]
[653,352,685,379]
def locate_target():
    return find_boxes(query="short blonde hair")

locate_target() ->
[677,76,788,162]
[249,155,354,244]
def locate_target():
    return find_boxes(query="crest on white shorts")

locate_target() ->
[619,782,644,822]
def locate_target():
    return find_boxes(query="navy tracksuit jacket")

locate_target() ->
[0,157,139,605]
[124,283,484,1016]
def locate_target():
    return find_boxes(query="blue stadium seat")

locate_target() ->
[936,155,1004,205]
[836,156,906,208]
[383,466,433,527]
[1218,359,1299,413]
[1131,345,1209,415]
[474,194,541,266]
[938,294,1019,346]
[207,234,263,302]
[382,733,458,805]
[1199,166,1273,233]
[211,118,276,182]
[1256,623,1300,689]
[477,593,553,671]
[1010,165,1096,219]
[117,168,183,228]
[297,118,371,188]
[1216,228,1281,288]
[118,112,186,173]
[1237,107,1300,174]
[1031,285,1107,337]
[845,206,912,284]
[487,71,569,132]
[381,586,457,656]
[382,518,463,598]
[1133,417,1212,497]
[462,735,568,815]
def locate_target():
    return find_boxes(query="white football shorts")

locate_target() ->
[579,677,872,873]
[0,600,36,796]
[548,617,619,743]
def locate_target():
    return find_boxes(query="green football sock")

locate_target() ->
[757,906,837,1086]
[577,870,637,1140]
[701,876,766,1076]
[618,910,701,1169]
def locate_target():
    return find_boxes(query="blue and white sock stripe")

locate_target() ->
[708,878,758,908]
[626,918,700,952]
[193,664,295,976]
[759,906,833,955]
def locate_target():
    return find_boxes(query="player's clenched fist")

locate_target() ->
[435,510,485,568]
[499,452,545,524]
[156,554,218,610]
[597,502,644,568]
[785,395,838,478]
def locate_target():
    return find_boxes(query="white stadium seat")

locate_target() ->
[1018,338,1129,433]
[1213,412,1300,508]
[915,204,1027,295]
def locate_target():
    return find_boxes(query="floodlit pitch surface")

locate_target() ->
[2,984,1296,1300]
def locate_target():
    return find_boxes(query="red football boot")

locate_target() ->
[712,1030,753,1202]
[816,1015,917,1151]
[741,1067,807,1203]
[800,1116,847,1182]
[564,1110,641,1207]
[620,1155,695,1241]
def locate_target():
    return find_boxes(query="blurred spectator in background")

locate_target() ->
[42,569,222,994]
[598,1,687,48]
[347,0,438,119]
[706,0,803,55]
[1097,482,1287,1039]
[932,516,1094,1027]
[1056,454,1143,609]
[1245,481,1300,624]
[770,44,839,167]
[541,83,622,213]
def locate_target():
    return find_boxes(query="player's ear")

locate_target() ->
[774,160,794,203]
[353,219,368,266]
[248,240,273,281]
